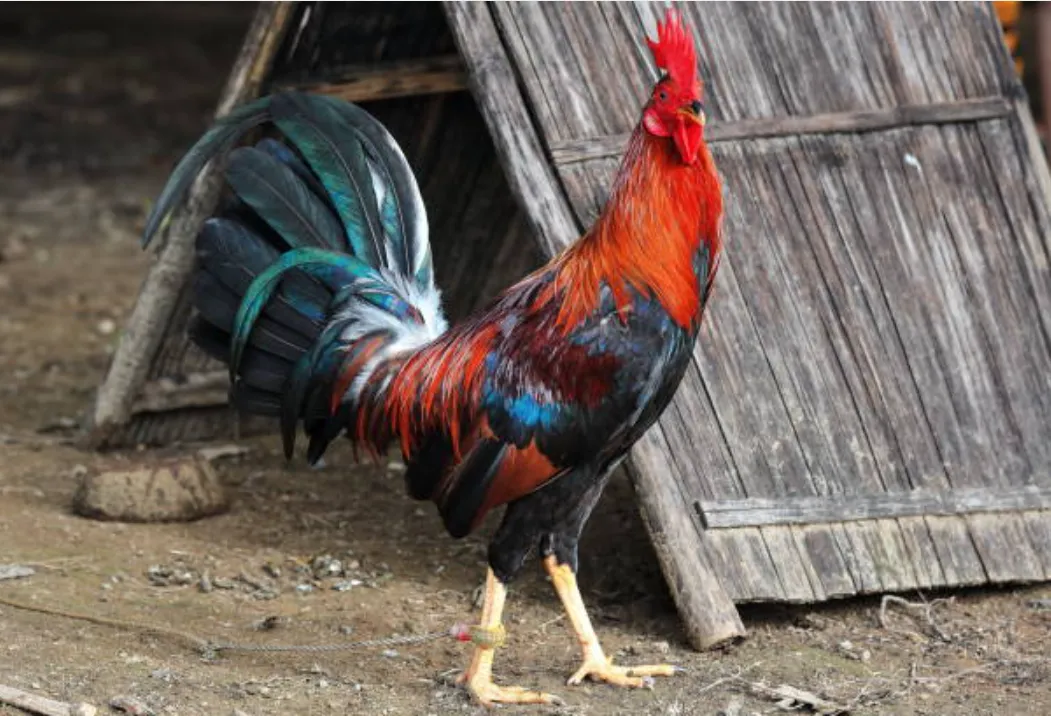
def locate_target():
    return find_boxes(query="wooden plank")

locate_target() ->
[966,513,1047,583]
[698,486,1051,529]
[443,1,580,257]
[700,527,786,603]
[759,526,820,602]
[829,522,882,594]
[792,525,856,598]
[1020,511,1051,579]
[896,516,948,589]
[550,97,1013,165]
[87,2,295,448]
[271,55,468,103]
[866,518,921,592]
[923,515,988,587]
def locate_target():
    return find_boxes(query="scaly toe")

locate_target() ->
[568,660,682,689]
[468,678,563,706]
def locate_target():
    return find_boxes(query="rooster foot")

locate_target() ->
[459,671,563,707]
[567,653,682,689]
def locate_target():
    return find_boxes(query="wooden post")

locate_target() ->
[443,0,746,650]
[86,2,294,446]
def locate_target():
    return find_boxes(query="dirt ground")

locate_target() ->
[1,5,1050,716]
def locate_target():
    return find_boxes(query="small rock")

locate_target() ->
[211,577,238,590]
[71,704,98,716]
[150,668,175,682]
[382,649,398,659]
[199,573,213,593]
[97,319,116,336]
[254,615,284,631]
[296,583,314,594]
[147,564,196,587]
[262,562,282,579]
[72,457,229,523]
[311,555,343,579]
[0,564,35,581]
[860,649,872,662]
[654,640,670,655]
[109,695,155,716]
[332,579,362,592]
[339,625,354,635]
[1026,598,1051,610]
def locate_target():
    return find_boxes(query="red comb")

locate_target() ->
[646,8,698,92]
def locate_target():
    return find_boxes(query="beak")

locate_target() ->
[677,106,705,126]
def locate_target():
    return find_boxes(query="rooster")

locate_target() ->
[142,9,721,706]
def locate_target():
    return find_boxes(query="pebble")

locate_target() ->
[0,564,35,581]
[296,583,314,594]
[97,318,116,335]
[71,705,98,716]
[150,668,175,682]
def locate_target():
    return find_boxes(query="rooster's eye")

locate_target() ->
[658,90,668,102]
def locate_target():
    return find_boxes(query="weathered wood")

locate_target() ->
[550,97,1013,165]
[87,2,294,447]
[966,512,1047,583]
[443,2,581,257]
[130,371,229,414]
[273,55,467,103]
[698,486,1051,529]
[922,515,989,587]
[628,413,747,647]
[0,683,96,716]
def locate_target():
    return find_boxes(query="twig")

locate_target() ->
[746,682,849,714]
[697,660,763,696]
[0,683,96,716]
[878,594,954,642]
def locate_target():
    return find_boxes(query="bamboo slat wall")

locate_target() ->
[446,1,1051,645]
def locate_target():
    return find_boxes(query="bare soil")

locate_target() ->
[1,5,1049,716]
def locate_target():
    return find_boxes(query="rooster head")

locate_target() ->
[643,8,705,165]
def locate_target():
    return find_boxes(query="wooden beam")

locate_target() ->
[131,371,230,414]
[271,55,468,103]
[86,2,294,447]
[550,96,1014,165]
[697,486,1051,530]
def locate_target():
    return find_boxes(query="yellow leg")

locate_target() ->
[543,555,682,689]
[457,568,562,706]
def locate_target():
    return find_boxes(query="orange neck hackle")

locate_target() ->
[548,125,723,332]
